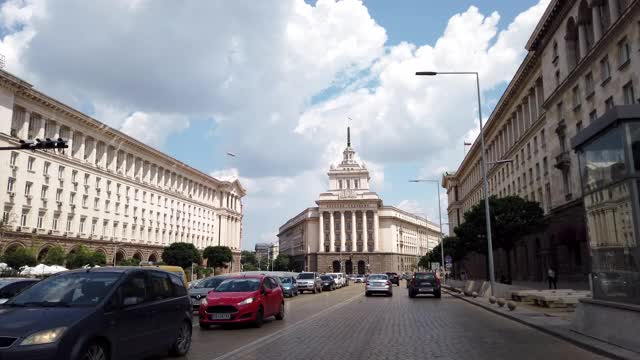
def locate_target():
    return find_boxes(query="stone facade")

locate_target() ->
[279,129,441,274]
[442,0,639,282]
[0,69,246,266]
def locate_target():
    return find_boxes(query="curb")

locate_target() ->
[445,289,638,360]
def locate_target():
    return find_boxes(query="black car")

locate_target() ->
[408,272,441,298]
[0,267,192,360]
[0,278,39,304]
[320,275,337,291]
[385,272,400,286]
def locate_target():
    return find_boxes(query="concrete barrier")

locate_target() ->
[447,280,537,299]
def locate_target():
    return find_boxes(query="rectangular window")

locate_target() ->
[79,218,85,233]
[43,162,50,176]
[535,163,541,179]
[94,198,99,209]
[543,157,549,175]
[70,192,75,204]
[618,38,630,66]
[589,110,598,123]
[41,185,48,199]
[58,166,64,179]
[585,72,594,95]
[10,152,18,166]
[540,129,546,148]
[577,121,583,131]
[338,180,342,189]
[555,70,560,87]
[56,189,62,201]
[72,170,77,183]
[66,218,72,232]
[623,81,635,105]
[25,182,32,196]
[533,136,538,153]
[605,96,615,110]
[82,195,88,207]
[52,216,59,230]
[600,56,611,82]
[7,177,15,193]
[572,86,581,109]
[27,157,35,171]
[527,143,531,159]
[84,174,90,185]
[95,177,101,188]
[37,215,43,229]
[20,213,27,227]
[354,179,359,189]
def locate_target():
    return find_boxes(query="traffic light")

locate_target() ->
[17,138,68,151]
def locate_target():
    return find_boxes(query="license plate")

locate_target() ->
[210,313,231,320]
[419,287,433,292]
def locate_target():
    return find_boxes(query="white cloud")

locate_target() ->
[397,200,425,217]
[119,112,189,147]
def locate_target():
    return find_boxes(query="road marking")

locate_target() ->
[209,291,363,360]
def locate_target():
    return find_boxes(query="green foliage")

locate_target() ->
[203,246,233,269]
[427,236,467,265]
[417,255,430,270]
[3,247,37,270]
[65,245,106,269]
[273,254,292,271]
[161,243,202,269]
[43,245,66,266]
[119,258,140,266]
[242,263,258,271]
[454,195,546,278]
[240,250,258,268]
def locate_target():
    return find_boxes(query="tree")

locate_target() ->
[203,246,233,269]
[161,243,201,269]
[454,195,546,280]
[427,236,467,265]
[417,255,430,270]
[241,251,258,268]
[43,245,66,266]
[4,248,37,270]
[273,254,291,271]
[65,246,107,269]
[242,263,258,271]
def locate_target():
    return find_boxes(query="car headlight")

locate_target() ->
[20,327,66,346]
[200,298,208,306]
[237,297,254,306]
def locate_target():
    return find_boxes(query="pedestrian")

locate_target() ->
[547,267,557,289]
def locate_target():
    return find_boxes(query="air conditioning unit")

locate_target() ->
[9,164,17,170]
[56,201,63,206]
[8,192,15,197]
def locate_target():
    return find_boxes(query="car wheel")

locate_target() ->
[312,287,317,294]
[81,341,109,360]
[409,291,416,298]
[275,302,285,320]
[434,291,441,299]
[169,321,192,357]
[388,291,393,297]
[254,307,264,328]
[365,292,370,297]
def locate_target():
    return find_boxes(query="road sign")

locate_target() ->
[445,255,452,264]
[445,263,452,270]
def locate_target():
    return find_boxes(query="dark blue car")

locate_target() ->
[0,267,192,360]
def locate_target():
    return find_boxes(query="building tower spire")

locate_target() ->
[347,127,351,147]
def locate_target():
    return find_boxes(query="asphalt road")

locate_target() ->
[157,282,607,360]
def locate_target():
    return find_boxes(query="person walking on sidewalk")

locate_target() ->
[547,267,557,289]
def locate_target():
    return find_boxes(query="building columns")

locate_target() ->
[351,211,356,252]
[340,211,346,252]
[373,211,379,252]
[362,211,368,252]
[329,212,335,252]
[20,111,30,139]
[578,23,588,59]
[592,4,602,42]
[318,211,325,252]
[608,0,619,23]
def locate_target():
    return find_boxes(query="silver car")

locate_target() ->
[188,275,232,310]
[365,274,392,297]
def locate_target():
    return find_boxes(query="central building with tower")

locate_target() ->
[278,129,441,274]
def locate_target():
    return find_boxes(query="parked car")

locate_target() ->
[354,275,366,283]
[278,276,299,297]
[385,272,400,286]
[320,275,337,291]
[0,278,39,304]
[296,272,322,294]
[140,263,188,287]
[0,267,192,359]
[198,275,284,328]
[408,272,441,298]
[326,273,345,288]
[189,275,232,310]
[365,274,393,297]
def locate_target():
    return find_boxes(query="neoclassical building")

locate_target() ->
[0,69,245,271]
[442,0,639,282]
[278,129,441,274]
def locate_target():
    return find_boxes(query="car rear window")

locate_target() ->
[297,273,315,279]
[321,275,333,281]
[415,274,436,281]
[368,275,388,280]
[279,277,292,284]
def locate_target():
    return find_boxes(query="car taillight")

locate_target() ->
[365,281,370,286]
[436,277,441,286]
[386,280,390,285]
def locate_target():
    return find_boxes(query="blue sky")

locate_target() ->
[0,0,548,249]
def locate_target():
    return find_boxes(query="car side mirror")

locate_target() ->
[123,297,140,307]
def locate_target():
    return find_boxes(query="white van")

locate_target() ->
[327,273,345,288]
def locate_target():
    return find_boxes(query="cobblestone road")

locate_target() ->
[160,283,607,360]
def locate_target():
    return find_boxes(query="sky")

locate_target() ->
[0,0,550,250]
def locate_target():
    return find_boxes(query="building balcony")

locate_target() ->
[554,150,571,170]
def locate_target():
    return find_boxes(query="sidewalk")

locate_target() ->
[444,287,640,360]
[508,279,590,291]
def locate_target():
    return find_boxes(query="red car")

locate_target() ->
[199,275,285,328]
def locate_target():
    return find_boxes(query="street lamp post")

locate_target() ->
[408,179,445,282]
[415,71,496,295]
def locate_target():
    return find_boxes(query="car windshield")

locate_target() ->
[279,277,292,284]
[329,274,337,279]
[416,274,436,281]
[215,279,261,292]
[8,272,122,307]
[297,273,315,279]
[369,275,387,280]
[196,277,226,289]
[321,275,333,281]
